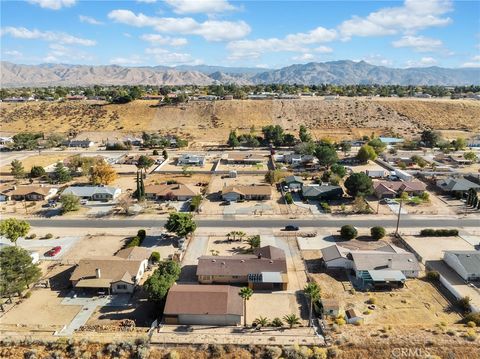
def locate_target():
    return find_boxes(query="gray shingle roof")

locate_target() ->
[62,186,120,197]
[438,178,480,192]
[445,251,480,274]
[351,252,420,272]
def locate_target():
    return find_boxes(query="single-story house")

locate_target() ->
[321,244,420,289]
[443,251,480,282]
[0,184,14,202]
[70,256,148,294]
[284,175,304,191]
[9,186,58,201]
[62,186,121,201]
[373,180,426,199]
[163,284,243,326]
[0,137,13,149]
[63,140,94,148]
[436,177,480,198]
[378,137,404,145]
[321,245,354,269]
[144,183,196,201]
[197,245,288,290]
[177,154,205,166]
[284,154,316,167]
[221,185,271,201]
[302,185,343,201]
[225,153,264,164]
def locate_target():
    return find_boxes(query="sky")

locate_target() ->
[1,0,479,69]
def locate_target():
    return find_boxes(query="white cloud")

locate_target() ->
[43,43,93,63]
[292,53,315,62]
[1,26,96,46]
[164,0,237,14]
[339,0,452,39]
[405,57,438,67]
[313,46,333,54]
[110,55,144,65]
[140,34,187,46]
[145,47,202,65]
[361,54,393,67]
[461,55,480,68]
[3,50,23,58]
[79,15,103,26]
[28,0,76,10]
[227,26,336,59]
[108,9,250,41]
[137,0,157,3]
[392,35,443,52]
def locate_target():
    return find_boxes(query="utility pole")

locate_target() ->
[394,199,403,237]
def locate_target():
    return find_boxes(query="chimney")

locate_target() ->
[257,253,262,259]
[387,258,392,268]
[95,268,101,278]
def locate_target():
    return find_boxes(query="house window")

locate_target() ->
[117,284,127,290]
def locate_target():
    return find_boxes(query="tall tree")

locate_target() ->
[421,130,441,148]
[247,235,261,249]
[165,213,196,237]
[299,125,312,143]
[304,282,321,327]
[239,287,253,327]
[136,155,155,176]
[51,162,71,183]
[315,144,338,168]
[10,160,25,179]
[344,173,374,197]
[0,219,30,246]
[89,161,118,185]
[227,130,240,148]
[356,145,377,163]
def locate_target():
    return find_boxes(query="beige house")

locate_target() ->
[70,250,149,294]
[144,183,196,201]
[8,185,58,201]
[221,185,271,201]
[197,246,288,290]
[163,284,243,326]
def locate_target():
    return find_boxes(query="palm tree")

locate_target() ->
[237,231,246,242]
[254,316,269,330]
[283,314,301,328]
[304,282,321,327]
[239,287,253,327]
[247,235,261,249]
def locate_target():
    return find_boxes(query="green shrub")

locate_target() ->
[137,229,146,241]
[270,317,283,327]
[284,192,293,204]
[44,233,53,239]
[340,225,357,240]
[149,251,160,263]
[23,291,32,299]
[420,229,458,237]
[152,150,159,155]
[464,312,480,326]
[370,226,386,240]
[126,236,141,248]
[27,233,37,240]
[320,202,331,213]
[426,271,440,281]
[366,297,377,304]
[466,321,476,328]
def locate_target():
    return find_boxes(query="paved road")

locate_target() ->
[27,217,480,228]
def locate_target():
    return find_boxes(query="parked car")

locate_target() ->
[80,199,88,205]
[284,225,299,231]
[45,246,62,257]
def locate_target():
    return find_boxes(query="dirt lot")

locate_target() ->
[402,235,474,261]
[0,153,72,173]
[61,234,128,261]
[157,155,218,172]
[2,98,479,143]
[0,263,79,329]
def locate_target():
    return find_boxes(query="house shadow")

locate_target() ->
[47,265,75,293]
[294,290,310,320]
[355,235,377,242]
[141,234,176,249]
[94,302,158,327]
[206,193,222,202]
[178,265,198,282]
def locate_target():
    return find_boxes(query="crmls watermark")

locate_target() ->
[391,347,431,358]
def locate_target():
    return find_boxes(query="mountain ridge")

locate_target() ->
[1,60,479,87]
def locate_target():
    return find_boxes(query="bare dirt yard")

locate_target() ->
[61,234,129,261]
[0,153,72,173]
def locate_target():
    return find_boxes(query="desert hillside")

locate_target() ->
[1,98,479,143]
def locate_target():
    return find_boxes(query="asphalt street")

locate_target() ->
[27,217,480,228]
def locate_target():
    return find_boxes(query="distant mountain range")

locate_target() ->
[2,60,479,87]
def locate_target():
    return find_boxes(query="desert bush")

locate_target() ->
[464,312,480,326]
[426,271,440,281]
[270,317,283,327]
[335,317,346,326]
[208,344,225,358]
[370,226,386,240]
[466,321,476,328]
[327,347,338,358]
[465,328,477,341]
[420,229,458,237]
[366,297,377,304]
[263,346,283,359]
[363,309,372,315]
[44,233,53,239]
[23,291,32,299]
[340,225,357,240]
[137,229,146,241]
[284,192,293,204]
[312,347,328,359]
[24,350,38,359]
[168,351,180,359]
[149,251,160,263]
[27,233,37,239]
[126,236,141,248]
[320,202,331,213]
[457,296,472,313]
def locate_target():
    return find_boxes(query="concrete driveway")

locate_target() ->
[179,235,208,282]
[0,235,81,260]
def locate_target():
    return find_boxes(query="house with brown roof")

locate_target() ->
[163,284,243,326]
[8,185,58,201]
[197,245,288,290]
[221,185,271,201]
[145,183,196,201]
[70,252,148,294]
[373,180,426,199]
[224,153,264,164]
[115,247,151,261]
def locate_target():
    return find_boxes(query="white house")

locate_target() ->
[443,251,480,281]
[321,245,354,269]
[62,186,121,201]
[177,154,205,166]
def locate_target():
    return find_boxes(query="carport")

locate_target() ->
[75,278,111,295]
[248,271,287,291]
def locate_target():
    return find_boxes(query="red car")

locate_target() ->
[45,246,62,257]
